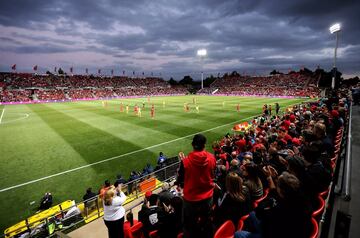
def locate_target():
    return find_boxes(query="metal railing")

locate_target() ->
[344,102,352,201]
[3,159,180,238]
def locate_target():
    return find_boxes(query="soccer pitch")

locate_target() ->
[0,95,305,231]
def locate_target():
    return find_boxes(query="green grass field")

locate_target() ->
[0,95,306,232]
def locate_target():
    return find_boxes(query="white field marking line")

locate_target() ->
[0,100,308,193]
[0,113,29,124]
[0,108,5,124]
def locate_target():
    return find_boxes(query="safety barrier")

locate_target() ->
[3,160,180,238]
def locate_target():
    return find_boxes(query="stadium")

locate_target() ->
[0,1,360,238]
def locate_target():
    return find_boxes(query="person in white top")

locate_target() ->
[103,184,127,238]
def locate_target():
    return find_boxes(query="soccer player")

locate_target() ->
[195,105,199,113]
[163,101,166,108]
[151,104,155,118]
[142,101,145,109]
[126,105,129,114]
[236,103,240,112]
[138,107,142,117]
[120,103,124,112]
[193,97,196,104]
[222,101,225,107]
[134,104,138,115]
[186,103,190,112]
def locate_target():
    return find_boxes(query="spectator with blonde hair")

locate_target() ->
[103,184,127,238]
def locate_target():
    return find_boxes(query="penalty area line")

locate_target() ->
[0,99,309,193]
[0,108,5,124]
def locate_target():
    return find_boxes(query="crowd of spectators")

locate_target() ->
[199,73,321,98]
[0,89,32,102]
[109,89,349,238]
[35,89,65,101]
[0,73,188,103]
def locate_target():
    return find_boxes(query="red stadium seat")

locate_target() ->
[214,220,235,238]
[237,219,244,231]
[312,196,325,221]
[149,230,159,238]
[130,222,144,238]
[253,188,270,208]
[240,214,250,221]
[319,188,329,199]
[309,217,319,238]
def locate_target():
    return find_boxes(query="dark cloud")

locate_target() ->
[0,0,359,78]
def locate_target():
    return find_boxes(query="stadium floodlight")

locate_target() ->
[197,49,207,57]
[197,49,207,89]
[329,23,341,34]
[329,23,341,89]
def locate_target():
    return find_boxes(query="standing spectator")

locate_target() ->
[103,185,127,238]
[177,134,216,238]
[275,103,280,115]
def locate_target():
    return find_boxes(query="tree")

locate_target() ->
[179,75,194,85]
[58,68,64,75]
[203,75,217,87]
[270,69,281,75]
[230,71,240,77]
[317,68,342,89]
[168,77,178,85]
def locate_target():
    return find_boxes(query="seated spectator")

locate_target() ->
[158,196,184,238]
[235,171,311,238]
[139,194,166,238]
[214,172,251,228]
[83,188,97,216]
[229,159,242,176]
[242,163,263,201]
[300,144,332,199]
[158,182,175,206]
[99,180,111,199]
[157,152,167,167]
[115,174,127,185]
[39,192,53,210]
[123,211,139,238]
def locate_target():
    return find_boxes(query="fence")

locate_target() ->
[3,158,180,238]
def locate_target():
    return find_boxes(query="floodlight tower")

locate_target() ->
[197,49,207,89]
[329,23,341,89]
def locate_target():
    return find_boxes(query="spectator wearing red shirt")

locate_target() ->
[177,134,216,238]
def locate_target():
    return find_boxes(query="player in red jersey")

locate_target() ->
[150,104,155,118]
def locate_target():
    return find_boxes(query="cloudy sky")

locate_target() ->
[0,0,359,79]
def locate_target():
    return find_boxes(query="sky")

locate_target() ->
[0,0,359,79]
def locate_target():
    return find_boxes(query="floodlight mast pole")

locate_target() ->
[330,23,341,89]
[197,49,207,89]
